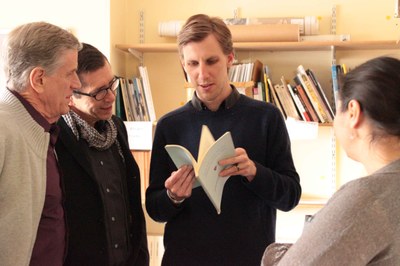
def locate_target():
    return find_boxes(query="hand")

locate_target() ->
[165,165,195,203]
[218,148,257,182]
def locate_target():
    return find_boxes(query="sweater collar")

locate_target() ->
[191,84,240,111]
[8,88,52,133]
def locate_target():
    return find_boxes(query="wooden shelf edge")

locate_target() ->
[116,40,400,55]
[116,43,178,54]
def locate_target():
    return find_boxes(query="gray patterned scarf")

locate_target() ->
[63,110,124,161]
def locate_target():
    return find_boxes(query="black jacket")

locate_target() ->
[56,116,149,266]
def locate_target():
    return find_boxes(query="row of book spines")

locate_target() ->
[115,76,154,122]
[184,58,337,123]
[237,66,336,124]
[115,66,156,122]
[229,60,263,83]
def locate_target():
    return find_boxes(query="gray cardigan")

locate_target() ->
[0,89,49,266]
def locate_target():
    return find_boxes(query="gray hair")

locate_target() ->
[2,21,81,92]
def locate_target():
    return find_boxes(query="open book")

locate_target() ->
[165,125,235,214]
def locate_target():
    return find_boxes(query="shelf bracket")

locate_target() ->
[128,48,143,61]
[137,9,145,65]
[330,5,337,35]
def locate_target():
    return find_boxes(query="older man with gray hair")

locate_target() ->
[0,21,81,266]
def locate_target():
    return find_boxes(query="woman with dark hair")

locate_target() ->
[262,56,400,265]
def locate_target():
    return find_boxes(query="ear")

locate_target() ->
[227,52,234,68]
[347,99,362,129]
[29,67,46,94]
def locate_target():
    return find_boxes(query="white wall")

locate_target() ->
[0,0,110,57]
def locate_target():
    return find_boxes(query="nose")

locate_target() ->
[198,62,210,81]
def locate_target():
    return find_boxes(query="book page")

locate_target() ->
[165,145,197,169]
[165,126,236,213]
[198,125,216,163]
[164,145,201,188]
[198,131,235,214]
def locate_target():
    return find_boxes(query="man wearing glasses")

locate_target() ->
[55,43,149,266]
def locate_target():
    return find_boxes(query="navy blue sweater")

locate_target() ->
[146,91,301,266]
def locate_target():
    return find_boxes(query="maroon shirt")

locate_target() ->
[11,90,65,266]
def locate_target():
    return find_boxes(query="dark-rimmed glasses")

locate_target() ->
[73,76,119,101]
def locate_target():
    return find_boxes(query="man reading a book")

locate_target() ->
[146,13,301,266]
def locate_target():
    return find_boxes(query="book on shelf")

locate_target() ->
[256,81,266,102]
[119,78,135,121]
[250,59,263,83]
[138,66,157,122]
[133,77,150,121]
[261,65,284,117]
[228,64,239,82]
[116,67,156,122]
[231,63,248,82]
[268,83,285,118]
[330,63,348,114]
[252,86,261,101]
[229,59,263,83]
[306,68,334,121]
[278,76,302,120]
[127,78,142,121]
[165,125,236,214]
[289,85,312,122]
[295,65,332,123]
[331,64,339,114]
[115,79,127,120]
[262,66,271,102]
[281,76,302,120]
[293,81,319,122]
[252,82,266,102]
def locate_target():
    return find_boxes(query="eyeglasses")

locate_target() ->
[73,76,119,101]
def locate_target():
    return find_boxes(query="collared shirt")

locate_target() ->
[191,84,240,111]
[10,90,65,266]
[87,139,131,265]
